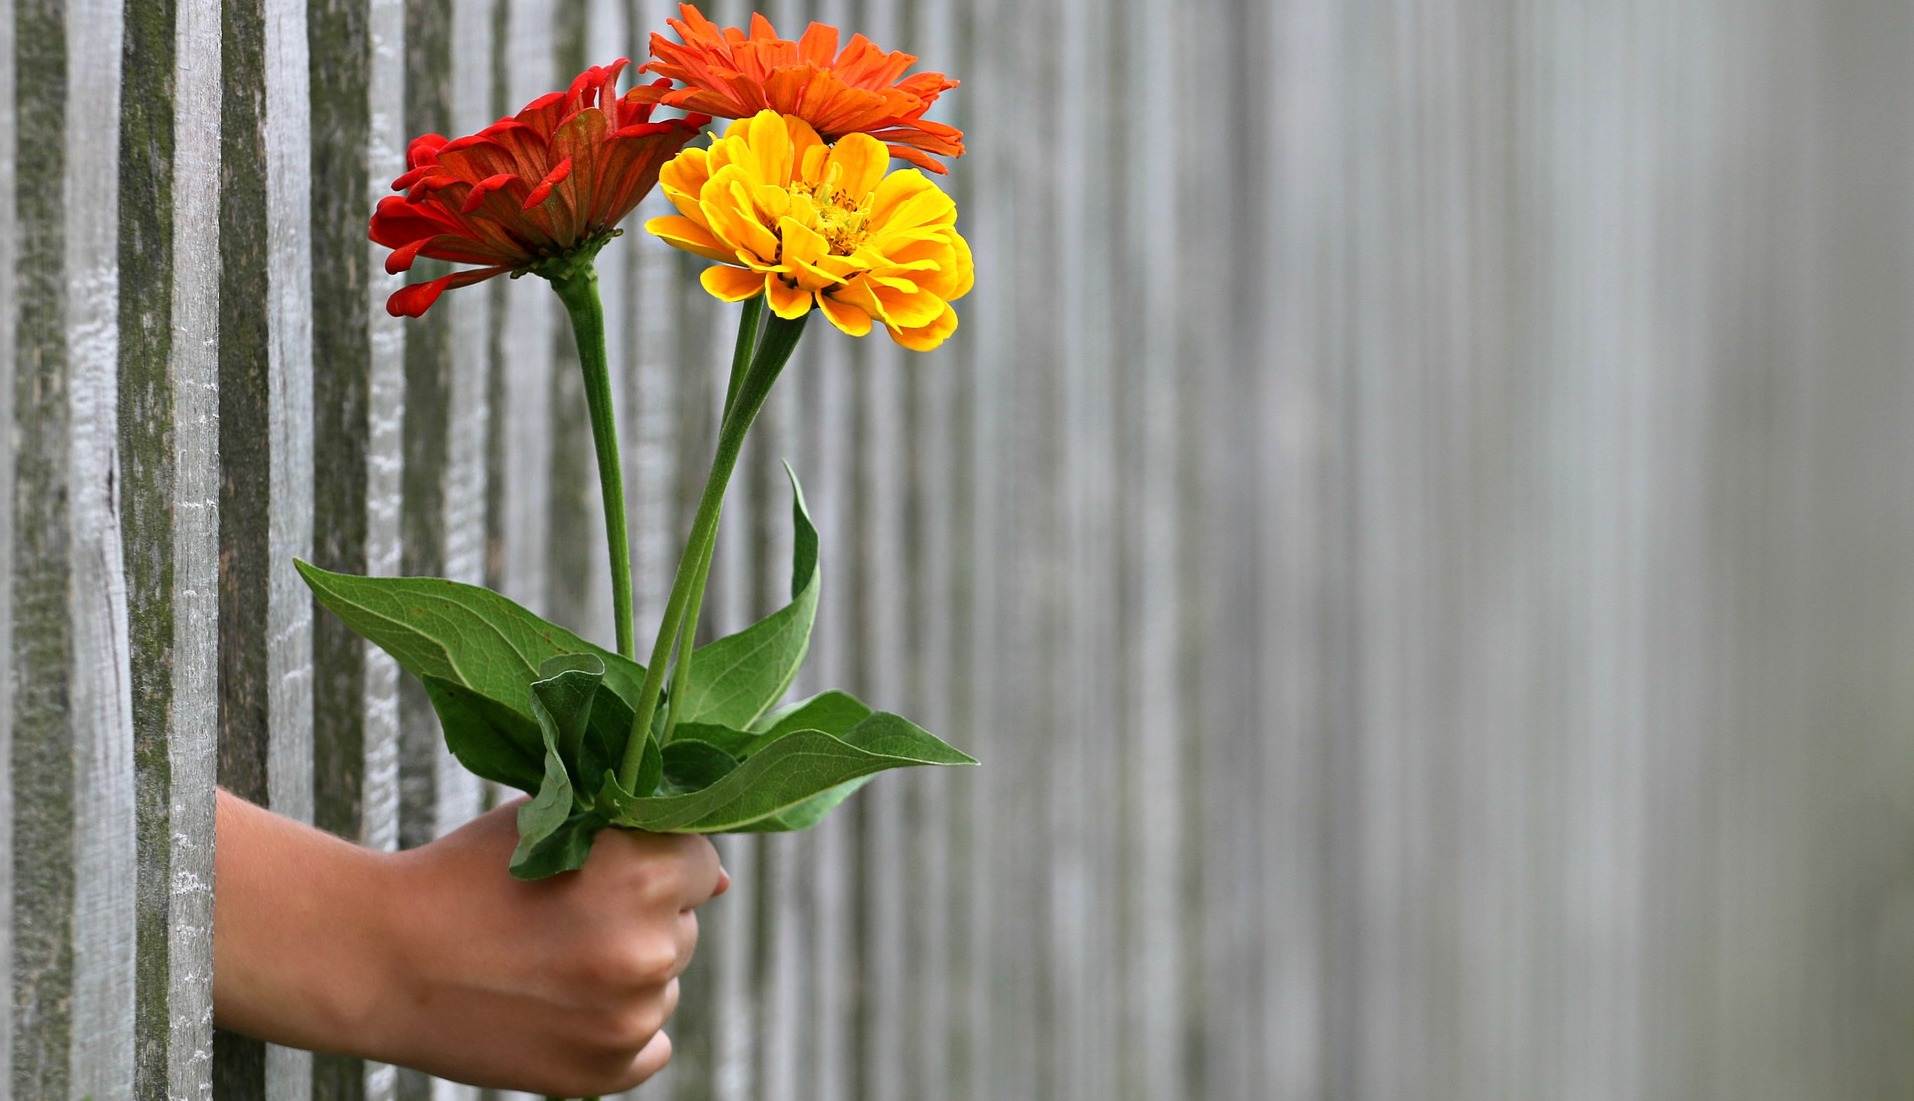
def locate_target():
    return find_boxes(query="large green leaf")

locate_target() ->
[419,676,545,792]
[295,559,647,710]
[609,711,976,833]
[296,560,648,795]
[671,465,819,731]
[730,777,875,833]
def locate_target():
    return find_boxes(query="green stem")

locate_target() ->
[661,296,765,745]
[550,265,636,659]
[619,308,809,788]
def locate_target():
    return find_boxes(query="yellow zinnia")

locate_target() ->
[646,110,973,351]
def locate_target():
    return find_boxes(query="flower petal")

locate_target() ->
[822,133,888,199]
[645,214,735,263]
[701,265,768,302]
[765,275,813,319]
[386,266,510,318]
[818,290,873,337]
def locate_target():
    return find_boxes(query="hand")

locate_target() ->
[213,791,729,1095]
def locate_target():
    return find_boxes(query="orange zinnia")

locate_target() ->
[636,4,963,174]
[371,59,709,317]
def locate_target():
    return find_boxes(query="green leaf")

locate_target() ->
[673,690,873,761]
[418,676,545,792]
[509,658,611,879]
[509,810,601,880]
[749,688,873,740]
[659,739,740,795]
[611,711,976,833]
[672,465,819,731]
[295,560,648,795]
[731,777,875,833]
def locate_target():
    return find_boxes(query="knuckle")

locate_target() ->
[622,934,681,985]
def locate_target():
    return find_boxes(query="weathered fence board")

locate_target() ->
[10,0,1914,1099]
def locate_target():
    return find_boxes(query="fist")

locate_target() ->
[364,803,729,1095]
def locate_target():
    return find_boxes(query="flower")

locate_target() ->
[636,5,962,174]
[647,111,973,351]
[371,59,710,317]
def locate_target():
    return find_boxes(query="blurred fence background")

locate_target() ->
[7,0,1914,1098]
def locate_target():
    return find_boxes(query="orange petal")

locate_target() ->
[888,302,958,351]
[701,265,768,302]
[819,291,874,337]
[765,275,814,319]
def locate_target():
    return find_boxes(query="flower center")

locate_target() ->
[795,180,872,256]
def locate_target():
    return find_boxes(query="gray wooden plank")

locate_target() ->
[116,0,222,1095]
[264,1,318,1097]
[165,0,223,1089]
[120,2,188,1095]
[9,5,79,1094]
[306,0,403,1095]
[66,0,138,1094]
[0,0,17,1089]
[361,7,407,1101]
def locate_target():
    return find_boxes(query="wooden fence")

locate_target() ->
[7,0,1914,1098]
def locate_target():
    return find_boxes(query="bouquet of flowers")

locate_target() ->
[300,6,976,883]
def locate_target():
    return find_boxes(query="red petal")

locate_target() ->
[461,172,521,213]
[521,156,572,210]
[385,266,509,317]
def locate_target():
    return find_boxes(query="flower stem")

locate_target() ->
[661,296,765,745]
[619,308,809,789]
[550,265,636,659]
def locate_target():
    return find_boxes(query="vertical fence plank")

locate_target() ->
[0,0,16,1090]
[8,5,79,1094]
[168,2,224,1094]
[8,0,142,1095]
[307,0,407,1095]
[66,0,138,1096]
[215,0,317,1094]
[120,0,222,1095]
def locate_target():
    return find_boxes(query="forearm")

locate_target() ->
[212,788,400,1055]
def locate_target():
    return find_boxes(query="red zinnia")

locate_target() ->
[372,59,709,317]
[636,5,963,174]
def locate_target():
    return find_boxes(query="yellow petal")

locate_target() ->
[646,215,735,263]
[869,284,946,329]
[888,302,959,351]
[701,265,768,303]
[743,110,793,185]
[785,116,827,178]
[819,291,874,337]
[823,134,889,200]
[797,142,829,187]
[778,217,836,288]
[699,170,781,262]
[765,276,814,319]
[870,169,954,231]
[659,148,712,221]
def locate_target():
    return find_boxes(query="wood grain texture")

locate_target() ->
[0,0,16,1090]
[11,0,1914,1098]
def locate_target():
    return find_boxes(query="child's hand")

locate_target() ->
[212,790,728,1095]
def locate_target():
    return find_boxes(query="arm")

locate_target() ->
[213,789,727,1096]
